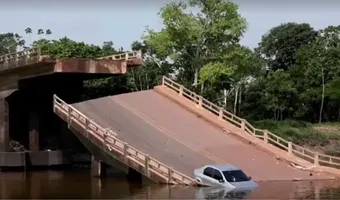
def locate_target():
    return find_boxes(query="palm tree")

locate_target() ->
[25,27,32,47]
[45,29,52,35]
[37,29,44,40]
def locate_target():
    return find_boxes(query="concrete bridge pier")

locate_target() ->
[29,111,40,151]
[91,156,107,177]
[0,91,12,152]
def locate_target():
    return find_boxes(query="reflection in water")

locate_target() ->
[1,170,340,199]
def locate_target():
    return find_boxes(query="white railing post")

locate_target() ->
[197,96,203,108]
[179,85,183,96]
[218,108,223,119]
[53,95,56,112]
[168,167,173,184]
[144,154,150,176]
[67,106,71,128]
[314,152,319,166]
[162,76,165,86]
[240,119,245,131]
[103,129,108,148]
[125,52,128,60]
[288,142,292,155]
[124,142,128,163]
[263,130,268,144]
[85,118,89,138]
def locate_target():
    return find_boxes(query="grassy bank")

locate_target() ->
[251,120,340,156]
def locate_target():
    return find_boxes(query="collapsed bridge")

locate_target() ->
[53,76,340,185]
[1,48,340,185]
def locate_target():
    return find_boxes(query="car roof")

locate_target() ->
[207,164,240,171]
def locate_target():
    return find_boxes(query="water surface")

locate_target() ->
[1,170,340,199]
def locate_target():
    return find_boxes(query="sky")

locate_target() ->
[0,0,339,51]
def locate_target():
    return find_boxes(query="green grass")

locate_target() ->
[251,120,340,148]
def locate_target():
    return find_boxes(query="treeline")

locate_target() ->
[1,0,340,124]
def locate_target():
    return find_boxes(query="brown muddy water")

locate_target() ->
[2,169,340,199]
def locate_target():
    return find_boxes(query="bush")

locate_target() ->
[252,120,339,147]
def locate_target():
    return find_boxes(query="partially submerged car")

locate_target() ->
[194,164,258,190]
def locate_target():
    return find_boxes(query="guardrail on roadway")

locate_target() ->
[0,48,142,71]
[0,48,40,70]
[162,76,340,169]
[98,50,142,60]
[53,95,196,185]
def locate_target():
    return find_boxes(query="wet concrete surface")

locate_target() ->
[1,170,340,199]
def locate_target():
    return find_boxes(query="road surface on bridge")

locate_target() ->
[72,90,334,181]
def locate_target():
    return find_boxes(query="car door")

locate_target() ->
[211,168,225,186]
[202,167,218,186]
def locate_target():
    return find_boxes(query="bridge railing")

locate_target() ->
[0,48,40,70]
[52,95,196,185]
[98,50,142,60]
[162,76,340,169]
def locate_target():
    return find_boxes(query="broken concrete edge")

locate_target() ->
[153,85,340,179]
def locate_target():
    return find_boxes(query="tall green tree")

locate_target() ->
[144,0,247,90]
[293,26,340,122]
[256,22,318,71]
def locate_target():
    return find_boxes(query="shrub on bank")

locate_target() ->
[251,120,340,148]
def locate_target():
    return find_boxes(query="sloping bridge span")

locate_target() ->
[53,96,195,185]
[53,77,340,186]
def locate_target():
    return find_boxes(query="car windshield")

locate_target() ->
[222,170,250,182]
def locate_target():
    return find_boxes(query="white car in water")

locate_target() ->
[194,164,258,190]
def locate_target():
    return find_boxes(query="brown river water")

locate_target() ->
[2,169,340,199]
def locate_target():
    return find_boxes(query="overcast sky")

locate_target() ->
[0,0,339,50]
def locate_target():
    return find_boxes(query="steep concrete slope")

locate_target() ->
[73,90,334,181]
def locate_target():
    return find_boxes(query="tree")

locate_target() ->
[34,37,104,59]
[144,0,247,90]
[293,26,340,122]
[102,41,117,55]
[200,45,263,113]
[24,28,52,47]
[45,29,52,35]
[126,40,173,91]
[256,22,318,71]
[25,27,32,47]
[263,69,297,120]
[0,33,25,54]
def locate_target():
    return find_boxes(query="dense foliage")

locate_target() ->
[2,0,340,150]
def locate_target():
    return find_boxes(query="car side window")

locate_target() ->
[212,169,223,181]
[203,167,214,177]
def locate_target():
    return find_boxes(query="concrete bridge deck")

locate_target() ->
[70,90,333,182]
[53,77,340,185]
[0,48,142,91]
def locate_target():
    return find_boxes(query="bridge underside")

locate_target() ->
[71,89,334,182]
[0,48,143,154]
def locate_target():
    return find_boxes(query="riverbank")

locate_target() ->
[252,120,340,156]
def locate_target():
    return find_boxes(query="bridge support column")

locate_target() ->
[29,111,39,151]
[0,98,9,152]
[91,156,106,177]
